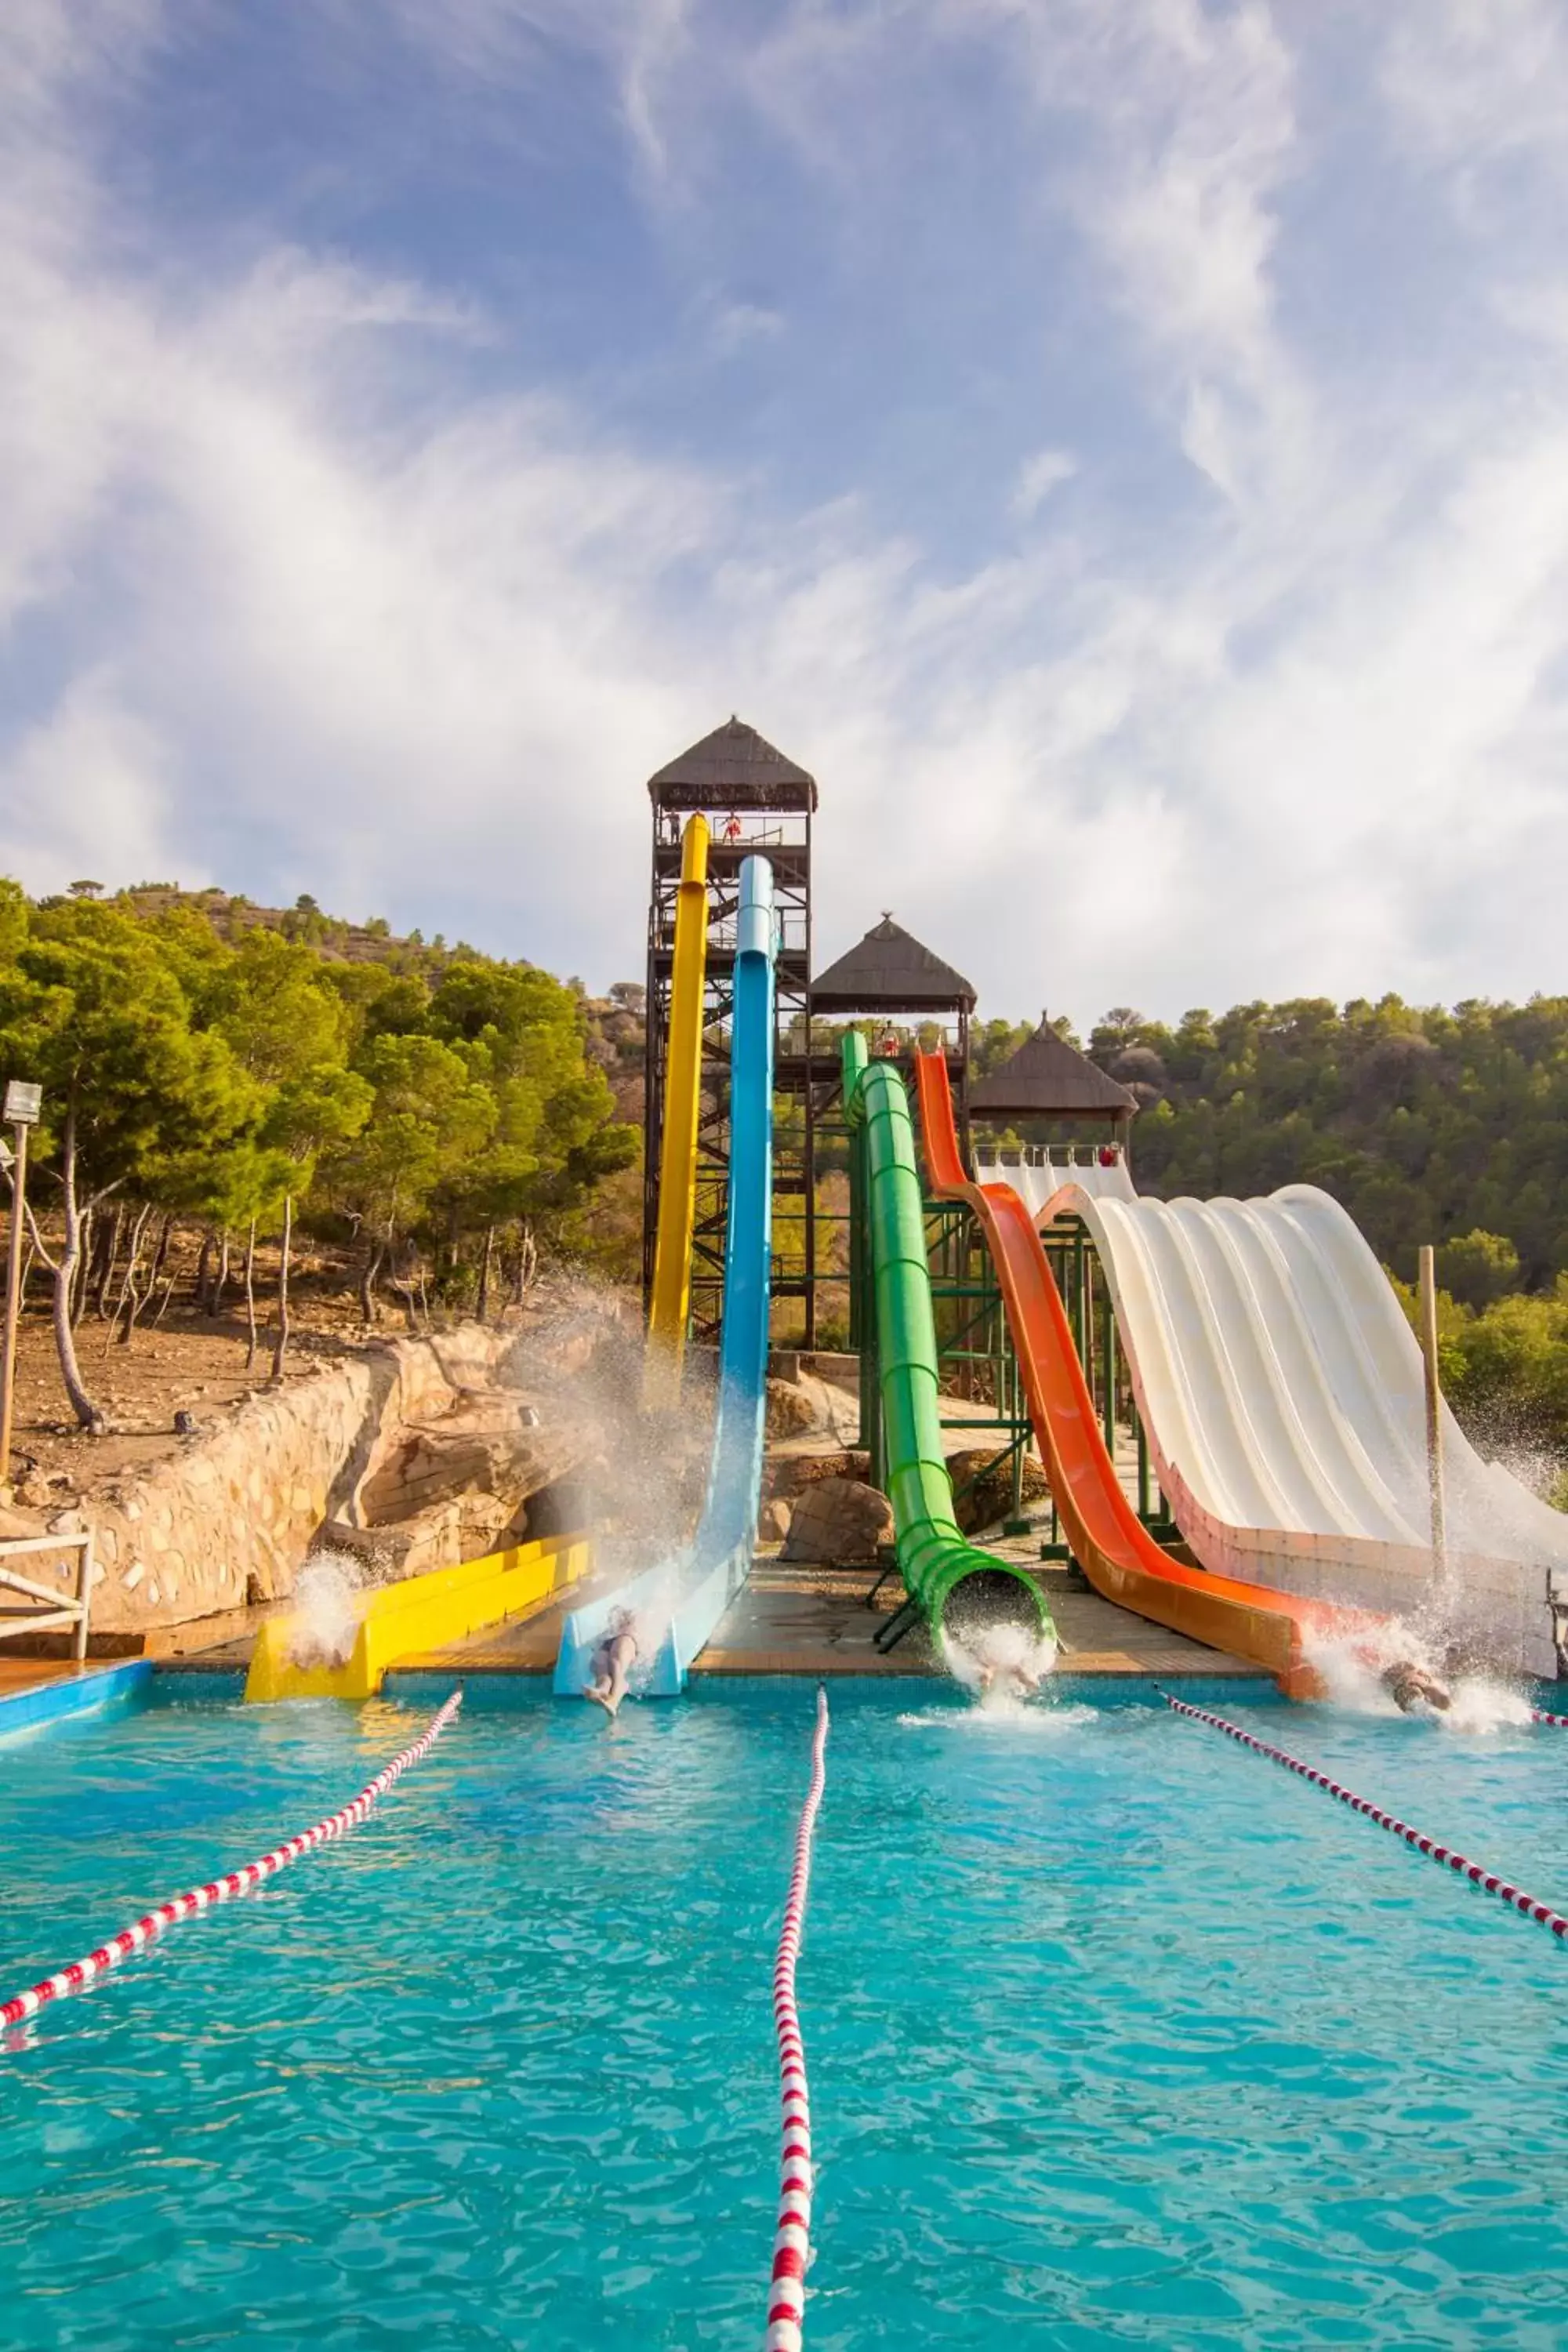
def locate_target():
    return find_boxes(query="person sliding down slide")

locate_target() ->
[583,1609,642,1717]
[976,1654,1047,1704]
[944,1622,1058,1708]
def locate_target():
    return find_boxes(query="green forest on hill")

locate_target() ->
[4,876,1568,1464]
[0,880,638,1432]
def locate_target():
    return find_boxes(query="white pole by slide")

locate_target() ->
[1418,1244,1447,1592]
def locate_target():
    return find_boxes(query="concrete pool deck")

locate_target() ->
[157,1541,1270,1684]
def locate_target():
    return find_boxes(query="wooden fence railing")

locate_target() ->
[0,1533,93,1661]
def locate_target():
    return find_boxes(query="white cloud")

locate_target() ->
[3,0,1568,1035]
[710,300,786,354]
[1380,0,1568,180]
[3,673,175,886]
[1011,449,1076,520]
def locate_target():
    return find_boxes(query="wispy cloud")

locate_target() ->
[1011,449,1076,521]
[2,0,1568,1029]
[1380,0,1568,180]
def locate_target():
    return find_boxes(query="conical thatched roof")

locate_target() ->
[970,1014,1136,1119]
[811,915,975,1013]
[647,717,818,810]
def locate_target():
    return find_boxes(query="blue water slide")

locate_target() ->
[554,855,776,1697]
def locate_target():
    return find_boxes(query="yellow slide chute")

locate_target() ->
[243,1530,591,1702]
[643,814,710,1409]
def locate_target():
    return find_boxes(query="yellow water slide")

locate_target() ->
[244,1530,592,1701]
[643,813,710,1408]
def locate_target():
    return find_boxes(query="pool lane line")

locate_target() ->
[1531,1707,1568,1727]
[0,1688,463,2034]
[767,1683,829,2352]
[1160,1691,1568,1943]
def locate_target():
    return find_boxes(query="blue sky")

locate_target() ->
[4,1,1568,1026]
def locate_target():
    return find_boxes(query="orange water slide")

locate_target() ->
[914,1051,1376,1696]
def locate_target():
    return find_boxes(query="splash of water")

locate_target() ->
[287,1551,366,1672]
[517,1279,713,1574]
[1436,1679,1534,1736]
[898,1700,1097,1737]
[941,1621,1059,1711]
[1303,1617,1531,1734]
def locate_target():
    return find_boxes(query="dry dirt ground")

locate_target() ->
[0,1237,599,1517]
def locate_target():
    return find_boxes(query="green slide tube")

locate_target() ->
[844,1032,1054,1644]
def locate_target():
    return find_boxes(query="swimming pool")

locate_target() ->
[2,1678,1566,2347]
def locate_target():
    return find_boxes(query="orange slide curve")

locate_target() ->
[914,1051,1379,1697]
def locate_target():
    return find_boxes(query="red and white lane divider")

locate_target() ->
[1163,1691,1568,1942]
[1,1689,463,2032]
[1530,1707,1568,1728]
[766,1684,829,2352]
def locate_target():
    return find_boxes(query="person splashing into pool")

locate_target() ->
[942,1621,1058,1709]
[1381,1659,1453,1715]
[583,1608,643,1718]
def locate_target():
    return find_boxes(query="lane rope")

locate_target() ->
[766,1683,829,2352]
[1161,1690,1568,1941]
[1531,1707,1568,1728]
[2,1689,463,2031]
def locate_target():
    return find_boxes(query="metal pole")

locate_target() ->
[0,1120,28,1491]
[1418,1244,1448,1591]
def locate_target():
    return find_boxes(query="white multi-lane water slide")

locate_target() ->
[975,1153,1566,1675]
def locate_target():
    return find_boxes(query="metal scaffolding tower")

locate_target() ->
[643,718,815,1341]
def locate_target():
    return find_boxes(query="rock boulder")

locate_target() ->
[780,1476,893,1564]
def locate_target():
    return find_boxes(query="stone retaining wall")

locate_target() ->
[34,1324,546,1639]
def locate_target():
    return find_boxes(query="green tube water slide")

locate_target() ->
[843,1031,1054,1646]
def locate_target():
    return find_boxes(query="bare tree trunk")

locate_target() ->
[476,1221,495,1323]
[146,1215,175,1328]
[210,1228,230,1320]
[388,1247,419,1334]
[52,1102,107,1433]
[111,1202,152,1346]
[71,1205,95,1329]
[93,1201,124,1317]
[193,1228,214,1313]
[243,1217,258,1370]
[270,1194,292,1380]
[517,1219,538,1299]
[359,1236,385,1327]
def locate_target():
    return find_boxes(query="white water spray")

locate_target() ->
[1303,1615,1534,1734]
[287,1551,367,1672]
[940,1621,1059,1711]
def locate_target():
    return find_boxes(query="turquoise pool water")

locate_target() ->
[3,1678,1568,2346]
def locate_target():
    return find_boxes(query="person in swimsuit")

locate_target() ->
[1381,1661,1452,1714]
[584,1609,641,1717]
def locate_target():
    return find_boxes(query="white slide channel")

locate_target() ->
[975,1163,1565,1677]
[975,1149,1136,1217]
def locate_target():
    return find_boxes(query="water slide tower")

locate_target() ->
[643,720,816,1341]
